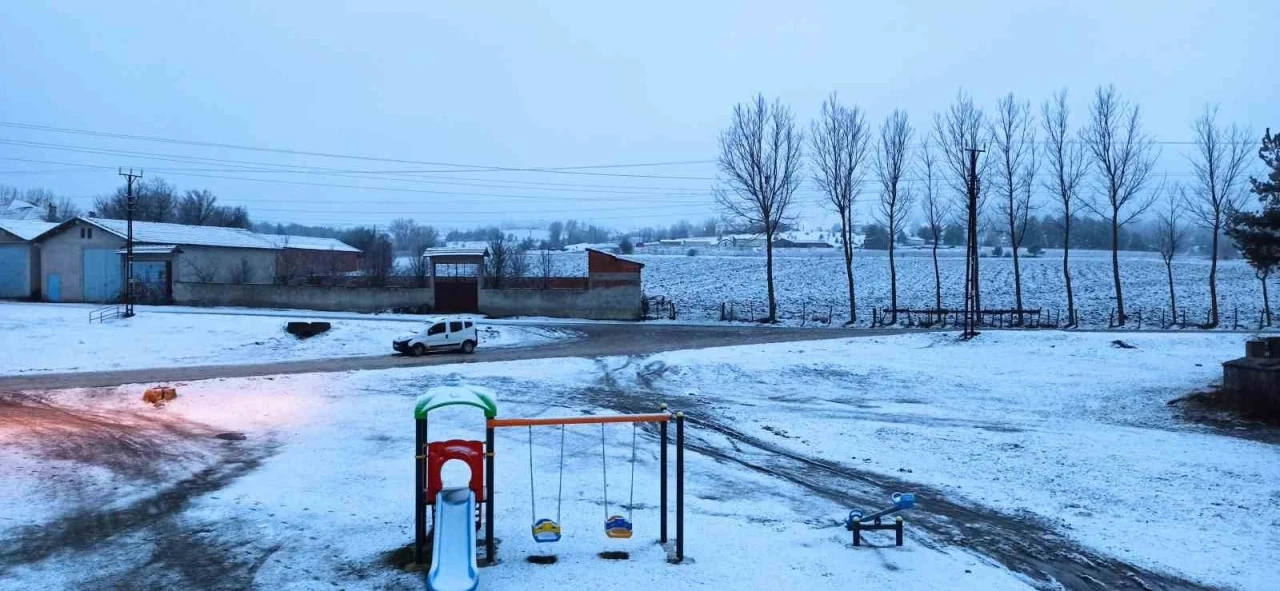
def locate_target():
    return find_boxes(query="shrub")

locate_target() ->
[992,245,1003,257]
[686,248,698,257]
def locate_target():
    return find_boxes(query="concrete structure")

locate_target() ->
[0,219,55,299]
[773,238,834,248]
[174,282,433,313]
[479,285,642,320]
[34,218,281,303]
[264,234,361,281]
[1222,337,1280,418]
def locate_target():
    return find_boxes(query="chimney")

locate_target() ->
[88,211,96,218]
[47,203,56,220]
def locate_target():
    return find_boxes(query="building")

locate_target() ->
[657,237,721,248]
[0,219,56,299]
[264,235,361,280]
[773,238,834,249]
[34,217,283,303]
[0,199,47,221]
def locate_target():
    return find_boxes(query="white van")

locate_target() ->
[393,318,479,356]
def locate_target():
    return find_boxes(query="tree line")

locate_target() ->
[715,87,1270,327]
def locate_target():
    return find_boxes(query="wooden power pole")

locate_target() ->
[118,168,143,318]
[962,148,983,339]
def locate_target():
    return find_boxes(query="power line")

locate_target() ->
[0,120,715,174]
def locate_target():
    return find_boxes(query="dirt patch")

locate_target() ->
[1169,390,1280,444]
[0,392,222,481]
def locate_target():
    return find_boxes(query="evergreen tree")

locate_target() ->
[1227,128,1280,326]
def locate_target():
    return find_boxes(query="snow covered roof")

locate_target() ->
[0,219,56,241]
[263,234,360,253]
[115,244,180,255]
[79,218,281,250]
[0,199,44,221]
[422,247,487,258]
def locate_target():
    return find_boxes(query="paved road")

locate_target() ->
[0,324,903,390]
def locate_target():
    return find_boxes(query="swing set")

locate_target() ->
[413,383,686,571]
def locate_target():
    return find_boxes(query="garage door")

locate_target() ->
[0,244,30,298]
[83,248,123,302]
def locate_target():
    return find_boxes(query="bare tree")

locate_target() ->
[183,258,220,283]
[716,94,803,322]
[919,137,950,310]
[509,246,529,280]
[485,234,513,288]
[1041,89,1088,326]
[1186,105,1251,327]
[539,248,554,288]
[809,92,871,324]
[1156,187,1187,317]
[1080,85,1159,325]
[176,190,219,225]
[990,93,1036,324]
[273,237,304,285]
[875,110,914,324]
[228,257,254,284]
[933,92,989,312]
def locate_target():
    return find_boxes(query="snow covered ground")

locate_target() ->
[1,331,1275,589]
[548,248,1275,328]
[0,302,572,375]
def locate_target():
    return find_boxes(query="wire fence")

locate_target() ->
[645,295,1276,331]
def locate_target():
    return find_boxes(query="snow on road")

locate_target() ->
[1,331,1275,589]
[0,302,571,375]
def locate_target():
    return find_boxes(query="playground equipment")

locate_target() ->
[413,382,686,591]
[844,492,917,547]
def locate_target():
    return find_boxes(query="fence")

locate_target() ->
[662,297,1277,331]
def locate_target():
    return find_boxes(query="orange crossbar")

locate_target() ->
[487,413,670,428]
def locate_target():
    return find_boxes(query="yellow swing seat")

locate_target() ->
[532,518,562,543]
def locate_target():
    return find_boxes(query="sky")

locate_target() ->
[0,1,1276,232]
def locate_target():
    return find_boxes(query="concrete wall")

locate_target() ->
[479,285,643,320]
[174,282,434,313]
[38,220,126,302]
[175,246,276,284]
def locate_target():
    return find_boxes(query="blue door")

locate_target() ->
[47,274,61,302]
[132,260,170,303]
[0,245,28,298]
[82,249,123,302]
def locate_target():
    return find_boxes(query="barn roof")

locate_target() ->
[35,217,283,250]
[0,219,56,241]
[263,234,360,252]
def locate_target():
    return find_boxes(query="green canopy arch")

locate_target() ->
[414,382,498,419]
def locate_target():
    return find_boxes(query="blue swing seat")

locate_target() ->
[532,518,562,543]
[604,515,633,539]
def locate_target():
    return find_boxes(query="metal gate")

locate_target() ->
[0,244,29,298]
[82,248,123,302]
[131,260,171,304]
[434,277,478,313]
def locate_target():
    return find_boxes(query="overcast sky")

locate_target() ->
[1,1,1276,231]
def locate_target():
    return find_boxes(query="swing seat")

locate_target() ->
[532,518,562,543]
[604,515,633,539]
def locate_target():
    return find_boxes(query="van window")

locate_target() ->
[449,321,463,332]
[427,323,445,336]
[464,321,473,329]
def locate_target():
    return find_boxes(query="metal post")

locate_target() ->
[660,405,669,544]
[414,418,427,565]
[895,517,904,546]
[852,520,861,546]
[484,425,496,564]
[675,412,685,563]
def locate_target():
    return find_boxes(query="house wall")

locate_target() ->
[479,285,643,320]
[38,221,126,302]
[174,246,276,284]
[278,249,359,279]
[173,282,434,312]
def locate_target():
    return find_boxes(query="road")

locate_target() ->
[0,323,902,390]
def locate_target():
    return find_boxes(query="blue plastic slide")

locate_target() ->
[427,488,479,591]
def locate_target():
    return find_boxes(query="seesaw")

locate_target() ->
[843,492,916,547]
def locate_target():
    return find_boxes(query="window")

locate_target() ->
[87,228,92,239]
[463,321,473,329]
[426,323,445,336]
[449,321,463,333]
[79,228,85,239]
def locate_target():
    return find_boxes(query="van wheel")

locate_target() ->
[411,343,427,356]
[460,340,476,354]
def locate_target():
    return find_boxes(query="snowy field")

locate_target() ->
[1,331,1275,590]
[549,248,1274,328]
[0,302,572,375]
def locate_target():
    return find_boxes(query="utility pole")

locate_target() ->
[119,168,143,318]
[962,147,983,340]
